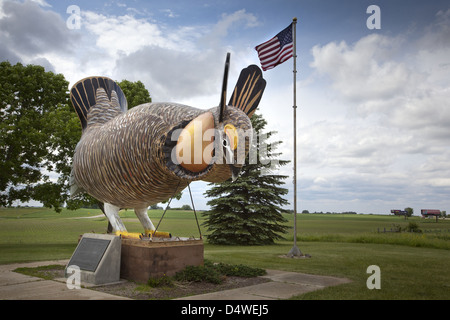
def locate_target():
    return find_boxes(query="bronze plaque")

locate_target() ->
[68,238,110,272]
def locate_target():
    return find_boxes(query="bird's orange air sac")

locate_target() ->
[176,112,215,172]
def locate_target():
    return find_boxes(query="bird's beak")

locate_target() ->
[229,165,241,182]
[223,141,241,181]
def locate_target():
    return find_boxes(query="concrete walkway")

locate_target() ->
[0,260,351,300]
[0,260,130,300]
[176,269,351,300]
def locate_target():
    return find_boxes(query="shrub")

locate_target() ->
[174,264,223,284]
[174,260,266,284]
[405,222,422,233]
[147,274,174,288]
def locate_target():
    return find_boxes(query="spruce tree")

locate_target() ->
[203,113,290,245]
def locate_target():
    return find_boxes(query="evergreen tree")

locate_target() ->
[203,113,290,245]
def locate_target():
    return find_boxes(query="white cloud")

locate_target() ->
[114,46,225,102]
[0,0,77,65]
[302,12,450,213]
[310,34,417,103]
[82,12,165,57]
[160,9,178,18]
[30,0,50,7]
[214,9,259,36]
[109,9,260,102]
[0,1,261,96]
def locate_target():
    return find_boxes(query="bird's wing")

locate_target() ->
[228,65,266,118]
[69,166,84,197]
[70,76,128,132]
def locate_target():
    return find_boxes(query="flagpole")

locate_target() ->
[288,17,302,257]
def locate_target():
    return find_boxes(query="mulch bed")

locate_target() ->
[93,276,271,300]
[19,266,271,300]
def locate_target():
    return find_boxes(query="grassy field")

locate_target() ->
[1,207,449,299]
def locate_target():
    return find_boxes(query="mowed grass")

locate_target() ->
[0,207,207,263]
[1,207,449,299]
[0,207,107,263]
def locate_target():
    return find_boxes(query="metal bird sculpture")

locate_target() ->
[69,53,266,238]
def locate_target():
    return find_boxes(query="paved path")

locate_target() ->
[0,260,130,300]
[0,260,351,300]
[176,269,351,300]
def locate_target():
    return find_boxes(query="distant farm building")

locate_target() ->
[391,209,407,216]
[421,209,441,222]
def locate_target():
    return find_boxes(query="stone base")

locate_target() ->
[120,238,204,283]
[65,233,121,285]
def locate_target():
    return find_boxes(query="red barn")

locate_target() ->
[421,209,441,216]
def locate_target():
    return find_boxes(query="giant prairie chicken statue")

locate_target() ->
[70,53,266,238]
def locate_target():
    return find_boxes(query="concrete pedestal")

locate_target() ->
[120,238,204,283]
[65,233,121,285]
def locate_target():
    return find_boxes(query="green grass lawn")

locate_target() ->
[1,207,449,299]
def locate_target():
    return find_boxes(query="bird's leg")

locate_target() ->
[134,207,155,236]
[104,203,126,232]
[104,203,138,239]
[135,207,172,238]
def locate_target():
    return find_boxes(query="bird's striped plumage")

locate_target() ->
[69,54,266,235]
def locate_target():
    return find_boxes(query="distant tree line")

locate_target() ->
[299,210,358,214]
[149,204,193,211]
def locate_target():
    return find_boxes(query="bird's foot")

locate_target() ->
[114,231,142,239]
[145,229,172,238]
[114,230,172,239]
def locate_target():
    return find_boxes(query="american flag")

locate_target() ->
[255,23,294,71]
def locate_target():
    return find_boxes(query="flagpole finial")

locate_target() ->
[293,17,297,22]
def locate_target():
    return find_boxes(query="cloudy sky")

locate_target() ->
[2,0,450,215]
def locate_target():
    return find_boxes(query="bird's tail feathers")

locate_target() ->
[70,76,128,131]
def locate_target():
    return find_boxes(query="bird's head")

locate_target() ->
[166,53,265,182]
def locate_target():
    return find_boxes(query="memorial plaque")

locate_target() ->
[68,238,111,272]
